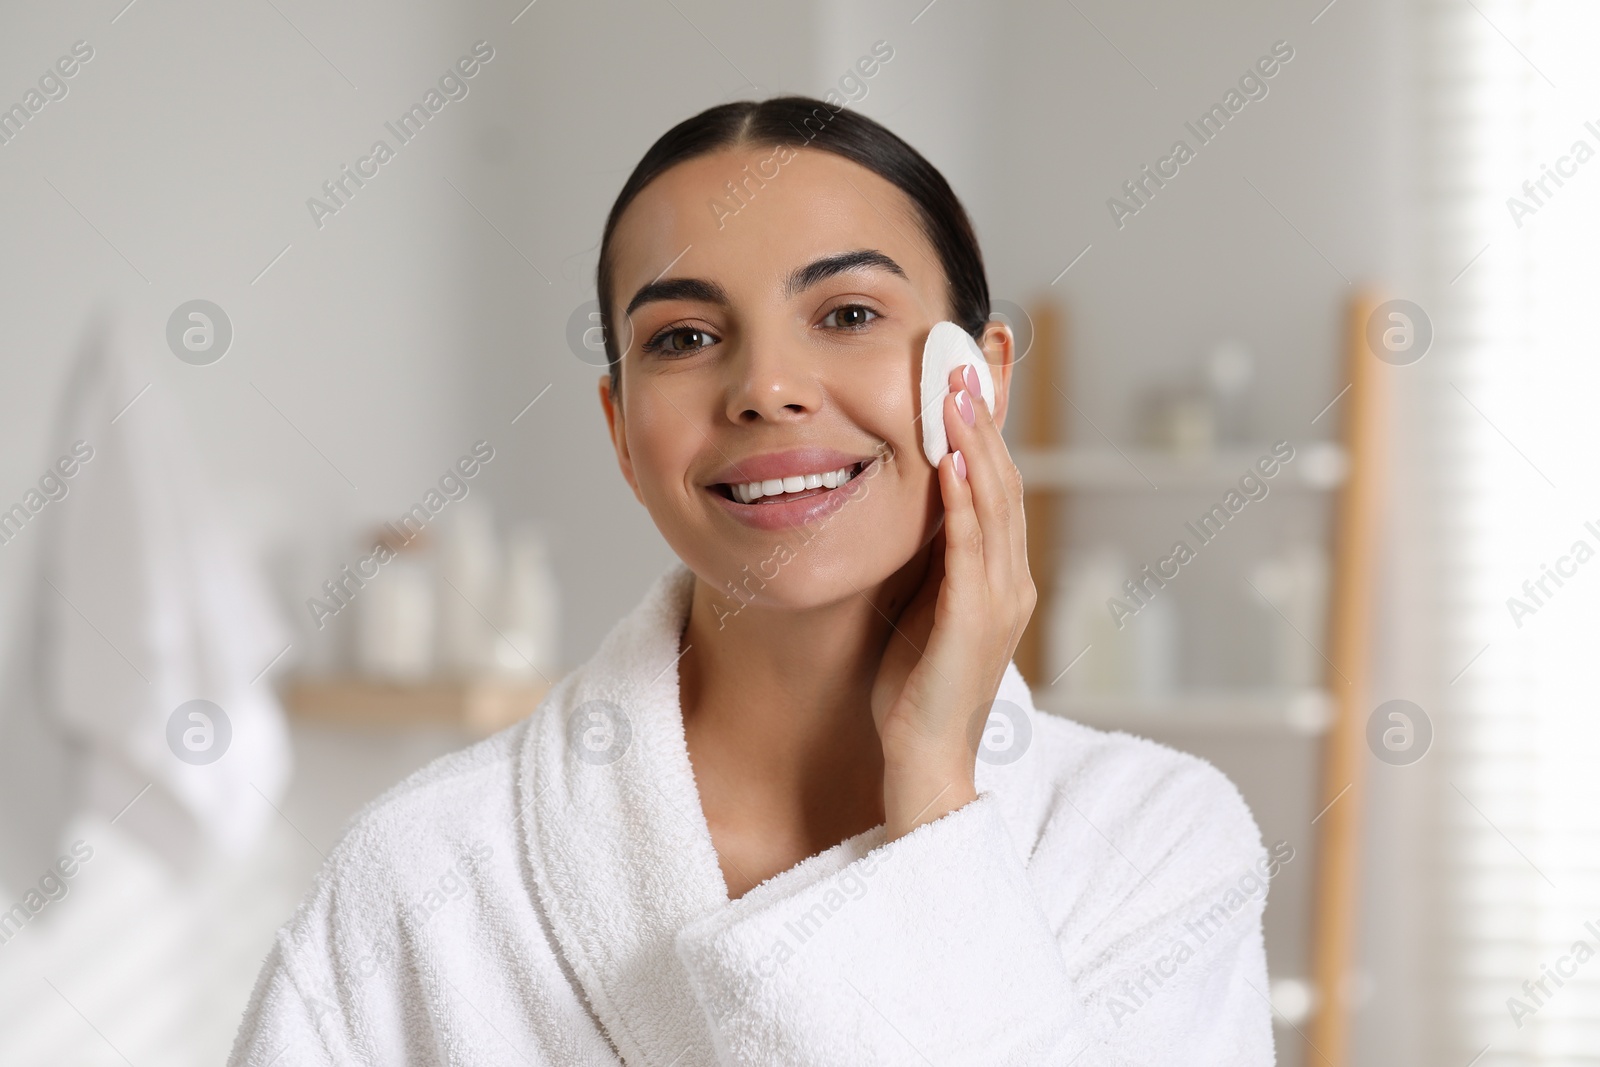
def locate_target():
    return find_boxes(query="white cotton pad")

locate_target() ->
[919,320,995,467]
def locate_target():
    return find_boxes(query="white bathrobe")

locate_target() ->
[230,563,1275,1066]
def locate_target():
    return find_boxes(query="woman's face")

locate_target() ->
[599,144,1012,612]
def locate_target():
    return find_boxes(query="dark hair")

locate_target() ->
[595,95,991,397]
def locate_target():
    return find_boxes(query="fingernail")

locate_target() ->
[962,364,982,398]
[953,449,967,480]
[955,389,975,426]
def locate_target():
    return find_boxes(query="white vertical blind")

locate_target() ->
[1424,0,1600,1062]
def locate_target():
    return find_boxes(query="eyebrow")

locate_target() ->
[622,248,908,317]
[624,277,729,317]
[783,248,907,298]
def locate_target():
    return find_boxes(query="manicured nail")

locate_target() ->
[955,389,975,426]
[962,363,982,398]
[953,449,967,480]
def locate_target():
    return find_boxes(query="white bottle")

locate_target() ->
[498,520,561,678]
[1248,542,1329,688]
[437,500,502,675]
[356,533,436,681]
[1207,339,1254,445]
[1050,546,1136,695]
[1132,592,1178,698]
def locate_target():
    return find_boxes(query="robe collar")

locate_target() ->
[519,561,1040,1065]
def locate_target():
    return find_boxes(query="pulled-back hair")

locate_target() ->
[595,95,990,397]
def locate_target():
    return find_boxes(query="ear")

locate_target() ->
[598,374,644,503]
[977,319,1016,432]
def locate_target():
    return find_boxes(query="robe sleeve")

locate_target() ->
[1070,854,1277,1064]
[227,937,342,1067]
[673,786,1275,1066]
[672,790,1093,1066]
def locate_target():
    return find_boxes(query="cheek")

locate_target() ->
[839,360,920,473]
[624,396,699,505]
[833,369,940,531]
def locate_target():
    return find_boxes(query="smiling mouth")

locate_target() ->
[712,460,870,504]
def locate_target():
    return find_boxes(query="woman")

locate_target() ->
[230,97,1275,1066]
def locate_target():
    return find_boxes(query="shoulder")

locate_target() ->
[277,719,532,949]
[1005,710,1268,922]
[1040,712,1259,850]
[336,718,527,865]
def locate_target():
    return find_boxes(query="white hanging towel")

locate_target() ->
[229,561,1275,1065]
[23,306,292,869]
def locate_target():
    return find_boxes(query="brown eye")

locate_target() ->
[824,305,877,329]
[666,328,711,351]
[642,325,716,356]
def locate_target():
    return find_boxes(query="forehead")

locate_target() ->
[607,145,944,312]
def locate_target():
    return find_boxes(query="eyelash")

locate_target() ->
[639,304,881,357]
[640,322,716,356]
[821,304,879,330]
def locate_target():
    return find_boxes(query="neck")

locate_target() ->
[678,544,931,817]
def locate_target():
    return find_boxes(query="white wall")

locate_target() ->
[0,0,485,671]
[0,0,1424,1061]
[975,1,1417,1063]
[0,0,1410,678]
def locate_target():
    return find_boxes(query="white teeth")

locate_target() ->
[728,465,857,503]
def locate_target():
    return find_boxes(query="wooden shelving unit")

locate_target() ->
[1037,688,1334,736]
[1013,441,1348,492]
[1016,291,1382,1066]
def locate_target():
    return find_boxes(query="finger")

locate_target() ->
[946,366,1032,633]
[944,368,1014,591]
[936,443,985,610]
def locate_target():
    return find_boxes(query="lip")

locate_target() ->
[703,447,877,487]
[705,448,887,531]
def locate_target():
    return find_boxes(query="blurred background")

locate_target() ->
[1,0,1596,1063]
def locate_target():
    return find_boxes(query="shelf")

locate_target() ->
[283,675,555,737]
[1013,442,1347,492]
[1036,687,1333,736]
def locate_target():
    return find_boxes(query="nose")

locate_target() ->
[723,332,822,424]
